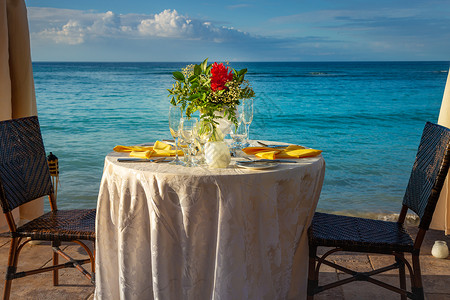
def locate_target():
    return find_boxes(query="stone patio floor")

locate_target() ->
[0,226,448,299]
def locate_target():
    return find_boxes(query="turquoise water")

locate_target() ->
[33,61,450,218]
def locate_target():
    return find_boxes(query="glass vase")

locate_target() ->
[205,141,231,168]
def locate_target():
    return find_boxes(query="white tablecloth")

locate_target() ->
[95,144,325,300]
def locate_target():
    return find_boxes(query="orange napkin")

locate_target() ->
[114,141,183,158]
[242,145,322,160]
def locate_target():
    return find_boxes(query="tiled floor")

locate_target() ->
[0,238,94,300]
[0,227,448,299]
[313,227,450,300]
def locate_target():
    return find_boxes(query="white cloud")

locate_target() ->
[28,8,250,45]
[39,20,86,45]
[89,11,122,36]
[137,9,193,38]
[33,10,134,44]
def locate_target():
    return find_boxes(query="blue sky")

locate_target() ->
[25,0,450,62]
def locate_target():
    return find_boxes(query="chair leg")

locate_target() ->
[307,245,318,300]
[92,245,96,283]
[52,241,60,286]
[411,253,424,300]
[396,254,407,300]
[3,238,20,300]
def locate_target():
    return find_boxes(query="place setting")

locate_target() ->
[112,105,322,170]
[112,58,322,171]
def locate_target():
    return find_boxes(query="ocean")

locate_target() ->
[33,61,450,220]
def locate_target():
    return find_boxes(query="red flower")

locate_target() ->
[210,62,233,91]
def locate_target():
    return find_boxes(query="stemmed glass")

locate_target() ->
[178,134,190,165]
[180,118,198,167]
[194,120,213,165]
[242,99,253,145]
[230,118,247,157]
[168,105,184,165]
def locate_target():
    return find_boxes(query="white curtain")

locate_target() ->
[430,68,450,235]
[0,0,43,231]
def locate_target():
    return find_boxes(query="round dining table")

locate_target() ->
[94,141,325,300]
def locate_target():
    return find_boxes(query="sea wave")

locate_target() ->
[316,209,420,226]
[308,72,341,76]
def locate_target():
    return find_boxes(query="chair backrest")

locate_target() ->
[402,122,450,229]
[0,116,53,214]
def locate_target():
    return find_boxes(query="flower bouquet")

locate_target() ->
[168,58,255,141]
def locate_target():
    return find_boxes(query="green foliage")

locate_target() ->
[172,71,185,81]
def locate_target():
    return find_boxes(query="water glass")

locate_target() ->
[178,137,190,165]
[168,105,183,165]
[230,119,247,157]
[242,99,253,145]
[194,120,213,165]
[180,118,198,166]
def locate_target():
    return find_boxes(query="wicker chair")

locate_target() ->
[0,116,96,299]
[307,122,450,300]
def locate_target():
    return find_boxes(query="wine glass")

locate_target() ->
[180,118,198,167]
[242,99,253,145]
[168,105,183,165]
[230,118,247,157]
[194,120,213,165]
[178,134,190,165]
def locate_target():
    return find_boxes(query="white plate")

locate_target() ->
[235,161,279,170]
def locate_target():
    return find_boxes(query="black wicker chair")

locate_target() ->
[307,122,450,300]
[0,116,96,299]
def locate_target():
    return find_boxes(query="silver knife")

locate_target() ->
[117,157,166,163]
[256,141,286,148]
[262,159,298,163]
[238,159,298,164]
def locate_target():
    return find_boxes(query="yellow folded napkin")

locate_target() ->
[242,145,322,160]
[113,145,153,152]
[114,141,183,158]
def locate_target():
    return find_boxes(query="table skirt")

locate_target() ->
[95,155,325,300]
